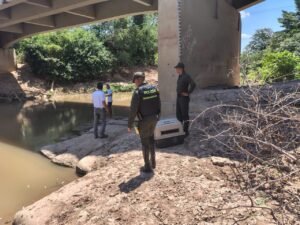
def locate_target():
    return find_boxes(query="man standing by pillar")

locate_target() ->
[128,72,161,173]
[175,63,196,137]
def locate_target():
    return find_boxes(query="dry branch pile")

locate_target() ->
[189,86,300,224]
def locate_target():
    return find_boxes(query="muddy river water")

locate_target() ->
[0,93,131,224]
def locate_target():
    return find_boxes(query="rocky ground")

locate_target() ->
[12,118,298,225]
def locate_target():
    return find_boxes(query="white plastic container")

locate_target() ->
[154,118,185,148]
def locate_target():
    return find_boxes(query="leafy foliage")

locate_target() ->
[242,0,300,84]
[16,14,158,83]
[90,14,158,67]
[245,28,273,53]
[19,29,113,82]
[259,51,300,82]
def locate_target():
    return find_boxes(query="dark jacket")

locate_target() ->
[176,73,196,95]
[128,83,161,129]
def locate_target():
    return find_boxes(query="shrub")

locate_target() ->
[259,51,300,83]
[21,29,114,83]
[109,83,135,92]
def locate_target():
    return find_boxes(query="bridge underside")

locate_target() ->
[0,0,159,48]
[0,0,262,114]
[0,0,262,48]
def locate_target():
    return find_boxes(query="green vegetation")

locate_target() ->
[15,14,158,83]
[241,0,300,84]
[109,83,135,93]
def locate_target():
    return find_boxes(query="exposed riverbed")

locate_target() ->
[0,92,131,224]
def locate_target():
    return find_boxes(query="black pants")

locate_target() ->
[94,108,106,138]
[176,96,190,134]
[138,117,158,169]
[107,102,113,118]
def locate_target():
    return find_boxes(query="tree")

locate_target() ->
[296,0,300,13]
[278,11,300,31]
[16,14,159,83]
[133,15,145,27]
[278,0,300,32]
[90,14,158,67]
[20,29,114,83]
[259,51,300,83]
[245,28,273,53]
[242,0,300,83]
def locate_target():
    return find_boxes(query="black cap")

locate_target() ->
[174,62,185,69]
[132,72,145,83]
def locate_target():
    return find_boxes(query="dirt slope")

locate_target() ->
[14,146,278,225]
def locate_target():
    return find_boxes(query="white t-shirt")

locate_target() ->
[92,90,106,108]
[106,89,113,103]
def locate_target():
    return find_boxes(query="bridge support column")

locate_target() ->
[0,48,17,73]
[158,0,241,115]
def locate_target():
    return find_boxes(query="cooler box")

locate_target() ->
[154,118,185,148]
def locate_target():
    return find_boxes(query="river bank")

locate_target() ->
[0,91,133,224]
[0,64,158,103]
[13,123,300,225]
[11,81,300,225]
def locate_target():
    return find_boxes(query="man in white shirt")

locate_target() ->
[92,82,108,139]
[105,84,113,118]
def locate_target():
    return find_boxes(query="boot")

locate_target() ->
[183,120,190,137]
[140,165,153,173]
[142,146,152,172]
[151,152,156,169]
[150,139,156,169]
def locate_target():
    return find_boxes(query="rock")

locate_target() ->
[78,210,90,223]
[210,156,239,167]
[40,119,130,168]
[76,156,107,176]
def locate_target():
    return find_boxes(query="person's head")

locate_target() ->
[174,62,185,75]
[132,72,145,87]
[106,84,111,90]
[97,82,103,90]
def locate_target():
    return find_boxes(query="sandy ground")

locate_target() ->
[12,120,288,225]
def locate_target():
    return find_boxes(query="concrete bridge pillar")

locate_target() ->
[0,48,17,73]
[158,0,241,115]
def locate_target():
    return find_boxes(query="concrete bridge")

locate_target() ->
[0,0,262,111]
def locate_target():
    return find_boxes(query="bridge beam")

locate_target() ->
[67,5,96,19]
[0,0,26,10]
[0,9,10,19]
[0,23,23,33]
[25,16,55,27]
[25,0,52,8]
[0,0,109,29]
[132,0,153,7]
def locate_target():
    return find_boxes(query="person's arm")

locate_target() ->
[128,91,140,132]
[188,75,196,94]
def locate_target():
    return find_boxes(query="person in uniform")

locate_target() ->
[128,72,161,173]
[175,62,196,137]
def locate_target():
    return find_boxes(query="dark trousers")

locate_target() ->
[176,96,190,134]
[94,108,106,138]
[107,102,113,118]
[138,117,158,169]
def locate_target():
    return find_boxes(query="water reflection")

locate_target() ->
[0,93,130,224]
[0,102,93,151]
